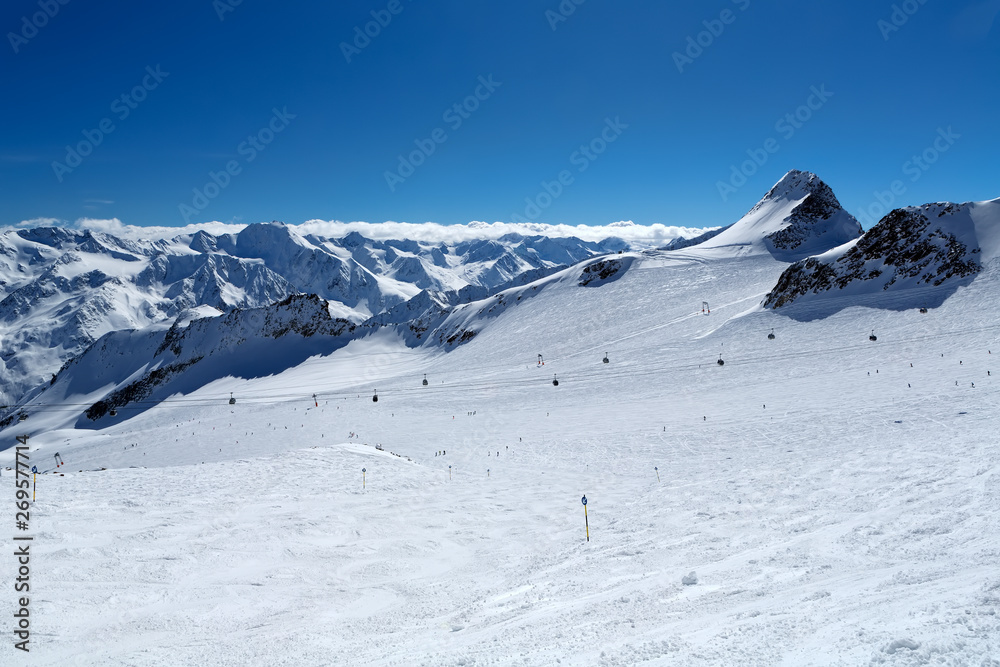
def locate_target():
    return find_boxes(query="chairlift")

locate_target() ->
[229,392,236,405]
[422,374,428,386]
[919,307,928,314]
[869,330,878,342]
[552,375,559,387]
[767,328,775,340]
[603,352,609,364]
[372,390,378,403]
[717,356,725,366]
[110,408,118,417]
[18,413,27,422]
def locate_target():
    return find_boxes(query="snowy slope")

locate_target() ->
[764,198,1000,313]
[691,170,863,261]
[2,245,999,665]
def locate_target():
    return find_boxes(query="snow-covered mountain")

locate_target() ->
[0,225,622,403]
[690,170,863,260]
[4,170,995,416]
[48,178,997,426]
[763,198,1000,312]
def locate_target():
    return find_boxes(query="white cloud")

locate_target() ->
[7,216,714,249]
[296,219,712,248]
[17,217,65,227]
[74,218,247,240]
[74,217,125,233]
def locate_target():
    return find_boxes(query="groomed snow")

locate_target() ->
[2,252,999,665]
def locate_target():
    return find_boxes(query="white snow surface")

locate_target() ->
[2,249,1000,666]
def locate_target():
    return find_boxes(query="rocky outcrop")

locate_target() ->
[765,204,982,309]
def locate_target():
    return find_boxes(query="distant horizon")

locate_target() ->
[6,167,998,247]
[2,215,716,247]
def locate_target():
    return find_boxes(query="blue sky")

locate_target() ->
[1,0,998,232]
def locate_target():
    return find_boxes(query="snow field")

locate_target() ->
[2,252,1000,665]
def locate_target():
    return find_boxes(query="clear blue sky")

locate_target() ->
[2,0,997,231]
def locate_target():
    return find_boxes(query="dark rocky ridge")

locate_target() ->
[765,204,981,309]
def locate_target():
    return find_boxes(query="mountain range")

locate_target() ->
[0,224,623,405]
[3,169,997,425]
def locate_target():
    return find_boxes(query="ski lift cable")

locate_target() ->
[5,334,979,415]
[0,356,975,416]
[23,334,889,413]
[10,321,1000,415]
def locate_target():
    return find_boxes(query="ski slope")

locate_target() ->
[2,250,999,666]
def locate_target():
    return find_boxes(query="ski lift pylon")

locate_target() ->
[702,301,710,314]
